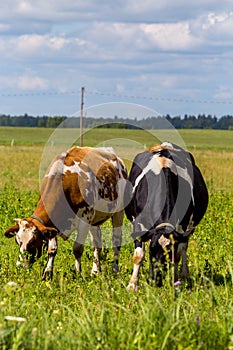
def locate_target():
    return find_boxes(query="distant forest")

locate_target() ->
[0,113,233,130]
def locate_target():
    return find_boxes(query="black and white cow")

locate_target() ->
[125,142,208,289]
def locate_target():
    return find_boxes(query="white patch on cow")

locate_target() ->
[95,147,115,154]
[16,255,23,266]
[45,159,64,177]
[63,161,90,177]
[133,155,163,193]
[43,238,58,276]
[85,188,90,197]
[135,246,145,261]
[15,219,35,253]
[161,142,174,148]
[176,224,184,234]
[187,214,195,231]
[82,163,127,214]
[137,222,149,232]
[110,159,118,167]
[45,155,91,179]
[156,222,175,231]
[166,158,194,202]
[77,207,95,224]
[133,147,194,200]
[127,244,145,290]
[158,235,171,249]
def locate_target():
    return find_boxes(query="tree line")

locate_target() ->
[0,113,233,130]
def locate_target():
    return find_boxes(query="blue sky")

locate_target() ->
[1,1,233,118]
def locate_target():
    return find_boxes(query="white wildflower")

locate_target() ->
[5,316,26,322]
[7,282,18,287]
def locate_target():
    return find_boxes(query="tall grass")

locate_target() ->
[0,189,232,349]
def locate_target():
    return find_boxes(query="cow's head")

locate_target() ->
[149,230,174,286]
[4,218,58,267]
[150,232,172,261]
[149,227,192,286]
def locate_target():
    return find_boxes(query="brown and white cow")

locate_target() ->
[4,146,127,279]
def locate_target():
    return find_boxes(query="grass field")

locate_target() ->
[0,127,233,150]
[0,127,233,349]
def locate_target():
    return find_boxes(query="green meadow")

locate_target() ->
[0,127,233,349]
[0,127,233,149]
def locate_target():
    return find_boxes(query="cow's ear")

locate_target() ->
[41,227,58,239]
[30,219,58,239]
[4,224,19,238]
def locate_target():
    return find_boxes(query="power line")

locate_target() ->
[0,91,77,97]
[0,89,233,105]
[87,90,233,105]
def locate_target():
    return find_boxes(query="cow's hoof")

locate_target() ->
[112,265,119,273]
[91,269,100,276]
[42,270,53,281]
[91,262,101,275]
[127,282,138,291]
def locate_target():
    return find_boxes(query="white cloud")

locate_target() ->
[17,0,33,14]
[1,1,233,116]
[15,34,46,54]
[140,22,201,50]
[191,11,233,44]
[18,74,48,90]
[0,71,48,90]
[82,20,201,56]
[214,85,233,100]
[0,0,232,23]
[0,34,88,62]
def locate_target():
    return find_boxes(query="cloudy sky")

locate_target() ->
[1,0,233,118]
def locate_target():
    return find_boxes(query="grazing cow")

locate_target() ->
[125,142,208,289]
[4,146,127,279]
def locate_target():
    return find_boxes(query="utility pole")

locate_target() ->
[80,86,85,147]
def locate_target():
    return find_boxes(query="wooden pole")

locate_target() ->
[80,86,85,147]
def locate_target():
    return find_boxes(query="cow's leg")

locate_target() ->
[42,237,57,280]
[127,240,145,290]
[149,246,165,287]
[89,226,102,275]
[73,221,89,273]
[174,242,189,281]
[179,242,189,279]
[111,211,123,273]
[16,247,39,269]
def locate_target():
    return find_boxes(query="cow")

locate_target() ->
[4,146,127,279]
[124,142,208,289]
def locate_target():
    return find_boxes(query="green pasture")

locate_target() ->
[0,126,233,150]
[0,127,233,349]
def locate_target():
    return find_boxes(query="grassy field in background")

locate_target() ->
[0,126,233,150]
[0,127,232,191]
[0,127,233,349]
